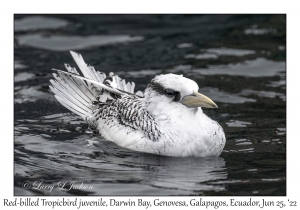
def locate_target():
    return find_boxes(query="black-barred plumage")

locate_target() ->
[88,95,161,142]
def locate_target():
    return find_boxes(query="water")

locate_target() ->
[14,14,286,196]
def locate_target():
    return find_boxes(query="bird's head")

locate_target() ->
[144,73,217,111]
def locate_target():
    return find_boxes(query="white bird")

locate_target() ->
[49,51,226,157]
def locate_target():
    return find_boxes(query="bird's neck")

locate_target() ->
[143,92,204,123]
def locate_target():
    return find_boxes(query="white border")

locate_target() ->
[2,0,299,209]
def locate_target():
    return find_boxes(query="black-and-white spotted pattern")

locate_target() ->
[88,95,162,142]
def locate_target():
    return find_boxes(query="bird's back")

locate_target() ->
[87,94,161,143]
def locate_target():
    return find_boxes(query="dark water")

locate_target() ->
[14,14,286,196]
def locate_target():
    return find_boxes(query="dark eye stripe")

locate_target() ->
[148,81,165,94]
[148,81,181,102]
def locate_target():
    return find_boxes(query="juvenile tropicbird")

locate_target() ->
[49,51,226,157]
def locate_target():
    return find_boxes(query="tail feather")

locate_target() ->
[64,63,80,75]
[54,95,87,119]
[96,71,106,83]
[112,74,135,94]
[50,51,142,121]
[70,51,101,82]
[52,73,92,108]
[55,73,92,103]
[50,79,91,114]
[64,63,105,98]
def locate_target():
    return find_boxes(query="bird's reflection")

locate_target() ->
[120,154,227,192]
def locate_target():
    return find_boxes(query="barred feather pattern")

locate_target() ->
[88,95,161,142]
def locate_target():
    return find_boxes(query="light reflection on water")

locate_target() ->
[195,58,285,77]
[14,85,54,103]
[240,89,286,101]
[14,72,35,82]
[14,14,286,196]
[244,25,277,35]
[185,48,256,59]
[16,34,144,51]
[14,60,28,70]
[226,120,252,127]
[14,16,69,31]
[198,87,257,104]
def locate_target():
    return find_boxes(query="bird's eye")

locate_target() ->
[165,89,175,97]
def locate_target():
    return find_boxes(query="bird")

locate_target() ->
[49,51,226,157]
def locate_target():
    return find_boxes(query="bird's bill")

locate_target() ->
[180,91,218,108]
